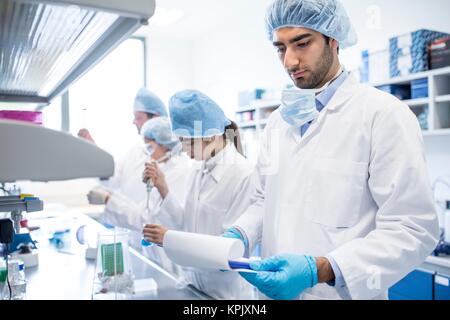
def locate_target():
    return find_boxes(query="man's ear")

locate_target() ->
[331,39,339,55]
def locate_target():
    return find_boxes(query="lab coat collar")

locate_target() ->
[202,143,239,183]
[324,72,358,112]
[288,72,359,143]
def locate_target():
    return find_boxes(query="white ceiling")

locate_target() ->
[136,0,273,39]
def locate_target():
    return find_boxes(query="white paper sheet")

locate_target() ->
[163,230,247,271]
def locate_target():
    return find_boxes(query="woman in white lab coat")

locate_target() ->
[89,117,193,275]
[142,90,256,300]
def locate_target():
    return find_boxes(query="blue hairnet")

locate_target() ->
[169,90,231,138]
[141,117,180,150]
[265,0,357,49]
[133,88,168,117]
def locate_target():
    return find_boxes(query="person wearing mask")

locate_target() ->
[81,88,168,204]
[142,90,256,299]
[223,0,439,300]
[88,117,192,275]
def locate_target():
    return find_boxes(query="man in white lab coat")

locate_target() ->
[79,88,168,203]
[225,0,440,300]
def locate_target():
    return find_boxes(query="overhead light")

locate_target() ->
[0,0,155,105]
[149,7,184,27]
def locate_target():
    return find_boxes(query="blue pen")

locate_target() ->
[229,260,253,270]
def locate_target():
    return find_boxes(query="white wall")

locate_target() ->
[341,0,450,71]
[145,34,195,106]
[191,0,289,120]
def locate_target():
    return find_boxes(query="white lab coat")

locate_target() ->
[101,141,149,203]
[102,152,193,275]
[159,144,256,300]
[97,141,150,249]
[234,73,440,300]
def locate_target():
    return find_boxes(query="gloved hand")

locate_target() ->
[87,186,111,205]
[222,227,248,248]
[239,254,318,300]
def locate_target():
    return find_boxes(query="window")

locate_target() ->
[69,37,146,160]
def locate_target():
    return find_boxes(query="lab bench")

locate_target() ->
[14,209,450,300]
[389,255,450,300]
[20,210,209,300]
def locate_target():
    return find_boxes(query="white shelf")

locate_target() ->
[250,100,280,109]
[371,66,450,87]
[436,95,450,103]
[425,255,450,269]
[423,129,450,137]
[239,120,257,128]
[236,106,257,113]
[403,98,429,107]
[370,66,450,135]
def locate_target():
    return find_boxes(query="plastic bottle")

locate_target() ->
[3,258,26,300]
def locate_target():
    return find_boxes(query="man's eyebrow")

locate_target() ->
[272,33,313,46]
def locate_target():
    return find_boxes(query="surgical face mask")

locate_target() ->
[279,88,319,127]
[280,68,343,127]
[145,144,154,156]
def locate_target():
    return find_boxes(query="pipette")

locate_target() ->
[142,152,171,247]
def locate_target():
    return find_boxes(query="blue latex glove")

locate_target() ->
[222,227,248,248]
[239,254,318,300]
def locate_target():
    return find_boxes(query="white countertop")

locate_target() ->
[425,255,450,269]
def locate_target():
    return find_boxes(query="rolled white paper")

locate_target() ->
[163,230,244,270]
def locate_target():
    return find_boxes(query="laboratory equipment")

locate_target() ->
[0,195,42,268]
[92,228,135,300]
[76,224,101,260]
[49,229,71,250]
[0,120,114,182]
[142,152,172,247]
[0,0,155,105]
[146,177,154,210]
[2,258,26,300]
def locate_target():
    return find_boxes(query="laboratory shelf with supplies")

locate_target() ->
[371,66,450,136]
[235,100,280,162]
[235,66,450,163]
